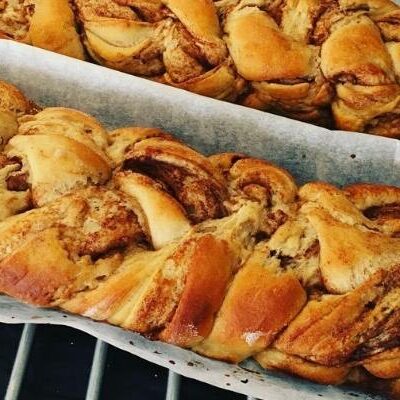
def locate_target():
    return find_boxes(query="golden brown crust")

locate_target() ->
[0,228,80,306]
[321,14,395,85]
[225,156,297,206]
[164,61,244,101]
[159,234,235,347]
[255,348,351,385]
[136,202,261,338]
[194,245,306,362]
[344,183,400,236]
[270,181,400,293]
[83,18,166,76]
[107,127,174,165]
[0,186,148,305]
[332,83,400,135]
[164,0,222,42]
[307,206,400,293]
[0,0,84,59]
[209,153,297,204]
[242,78,334,127]
[114,171,191,249]
[18,107,110,160]
[62,244,179,328]
[275,266,400,366]
[345,183,400,210]
[2,107,112,207]
[63,202,261,337]
[219,0,333,126]
[6,134,111,206]
[0,80,39,117]
[28,0,85,59]
[224,6,317,82]
[73,0,245,100]
[0,186,147,263]
[363,348,400,379]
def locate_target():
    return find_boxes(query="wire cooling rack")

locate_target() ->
[1,323,256,400]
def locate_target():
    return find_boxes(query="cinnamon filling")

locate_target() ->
[123,158,226,223]
[263,209,288,236]
[303,240,320,258]
[264,0,285,25]
[6,172,28,191]
[0,155,29,192]
[0,154,21,169]
[364,204,400,221]
[273,240,320,270]
[268,77,312,85]
[310,2,342,45]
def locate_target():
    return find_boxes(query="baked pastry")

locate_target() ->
[0,80,400,399]
[2,0,399,135]
[0,0,85,59]
[0,81,40,219]
[73,0,244,100]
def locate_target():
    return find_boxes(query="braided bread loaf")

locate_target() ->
[0,80,400,398]
[1,0,399,136]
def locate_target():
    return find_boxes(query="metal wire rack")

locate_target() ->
[2,323,258,400]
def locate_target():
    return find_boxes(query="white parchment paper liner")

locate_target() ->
[0,40,396,400]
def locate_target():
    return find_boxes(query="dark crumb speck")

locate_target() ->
[129,341,134,345]
[241,379,248,384]
[169,360,176,365]
[350,154,356,159]
[226,383,231,386]
[187,362,194,367]
[349,394,359,397]
[225,374,230,377]
[302,154,306,159]
[63,315,68,318]
[153,350,161,354]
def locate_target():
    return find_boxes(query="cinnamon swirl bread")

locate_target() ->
[1,0,399,135]
[0,79,399,399]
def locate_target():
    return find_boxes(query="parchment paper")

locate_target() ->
[0,40,396,400]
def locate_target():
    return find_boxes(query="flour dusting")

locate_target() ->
[242,331,265,346]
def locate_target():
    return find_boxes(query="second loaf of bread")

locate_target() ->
[0,0,399,137]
